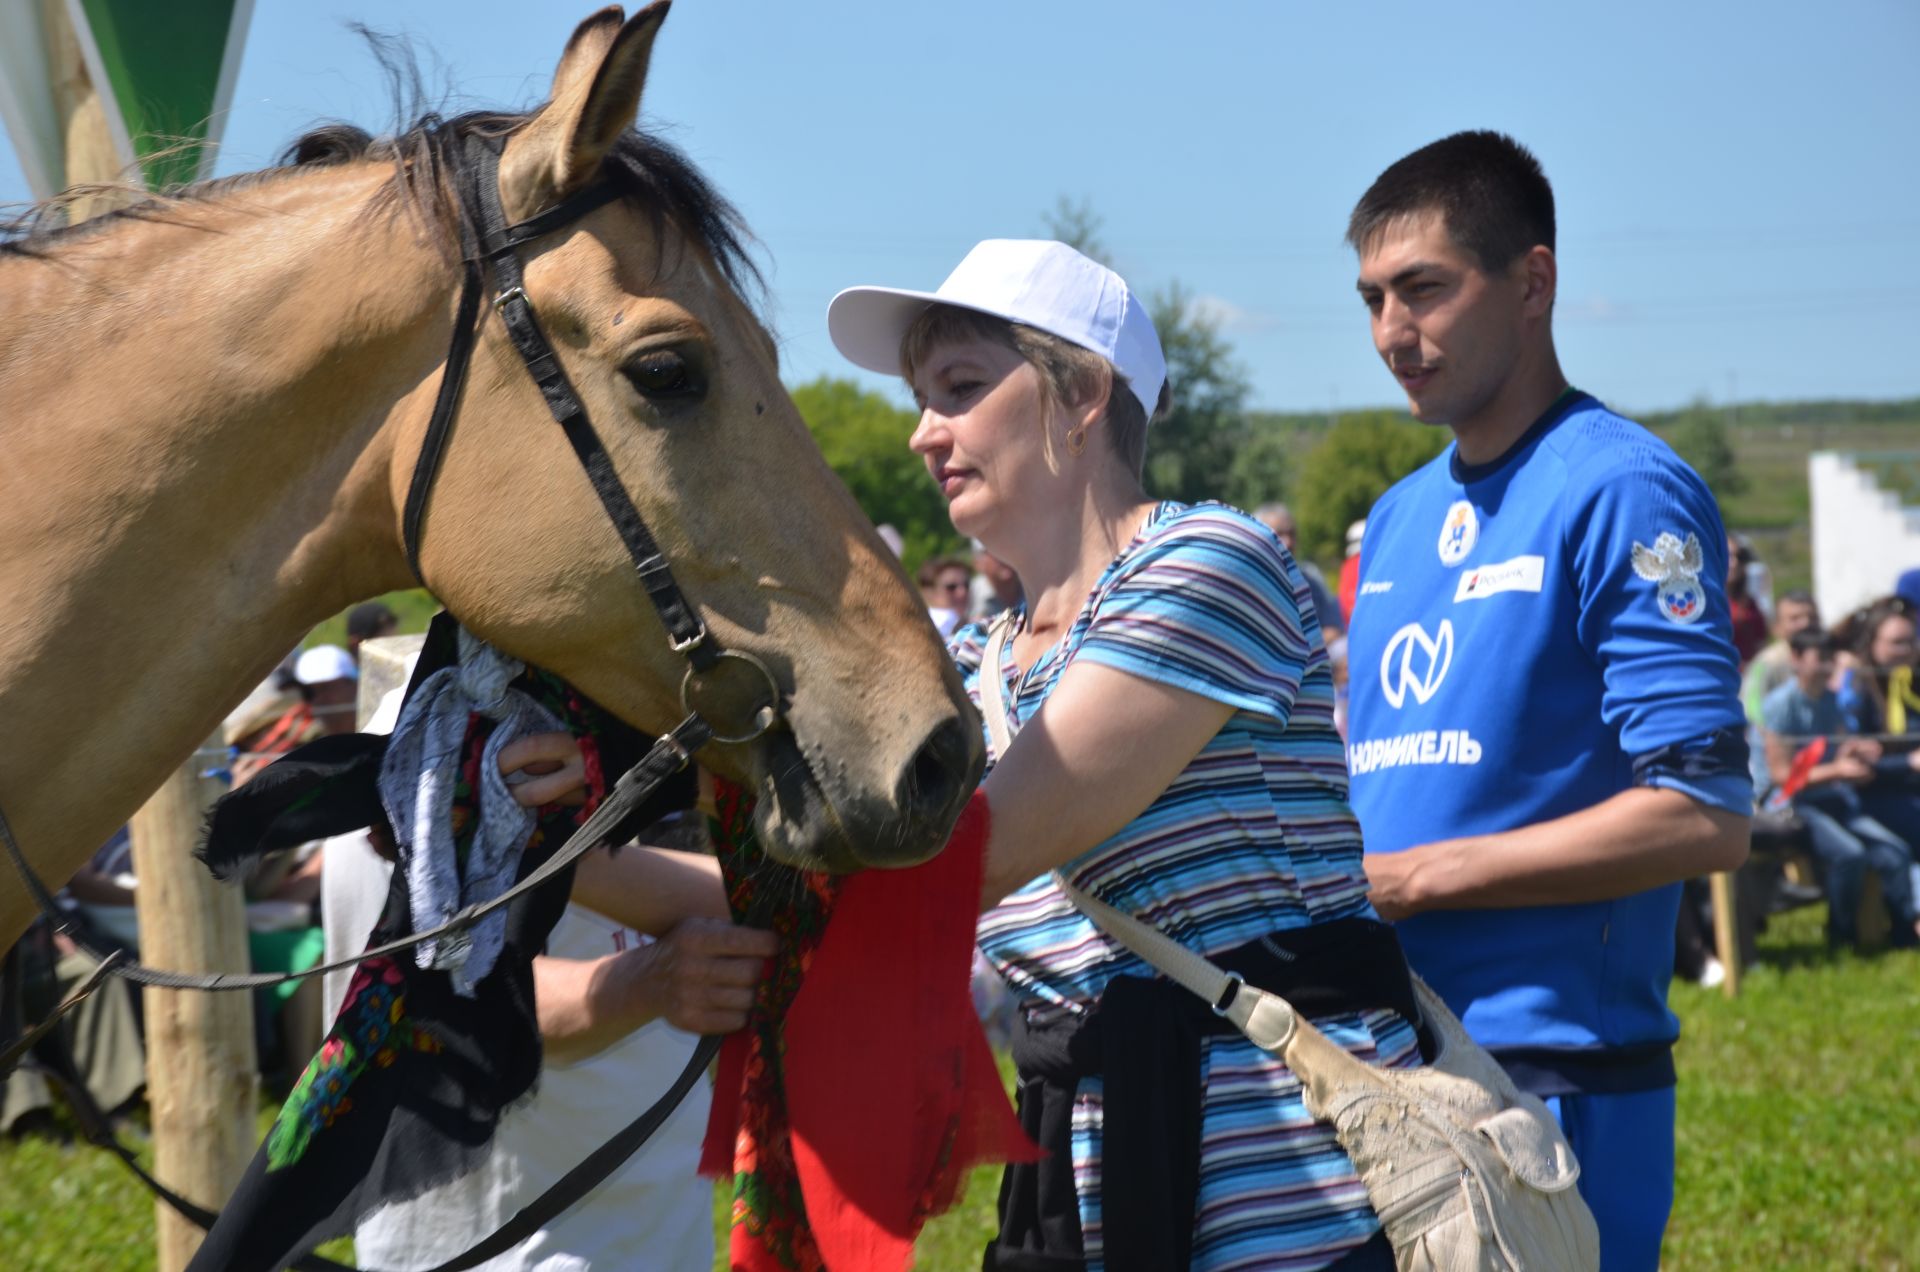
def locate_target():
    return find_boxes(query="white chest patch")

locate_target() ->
[1454,555,1546,602]
[1437,500,1479,567]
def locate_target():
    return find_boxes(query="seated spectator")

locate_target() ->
[1828,598,1920,872]
[0,831,148,1135]
[967,538,1022,624]
[294,644,360,738]
[345,602,400,663]
[1337,518,1364,628]
[1896,567,1920,616]
[1254,502,1343,638]
[1742,590,1819,726]
[1758,629,1919,949]
[915,555,973,639]
[1836,597,1920,736]
[1725,534,1770,668]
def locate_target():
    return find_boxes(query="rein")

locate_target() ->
[1,131,781,1270]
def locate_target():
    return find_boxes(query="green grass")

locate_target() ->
[1665,905,1920,1271]
[6,907,1916,1270]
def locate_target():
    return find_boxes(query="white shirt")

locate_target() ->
[321,821,712,1271]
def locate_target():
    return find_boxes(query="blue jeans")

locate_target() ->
[1793,786,1917,945]
[1544,1088,1675,1272]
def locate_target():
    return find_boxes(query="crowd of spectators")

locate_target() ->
[0,602,402,1136]
[1740,563,1920,953]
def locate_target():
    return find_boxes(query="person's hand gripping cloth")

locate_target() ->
[700,784,1037,1272]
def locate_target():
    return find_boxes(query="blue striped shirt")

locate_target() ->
[956,502,1420,1272]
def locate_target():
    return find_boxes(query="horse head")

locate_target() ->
[401,4,982,872]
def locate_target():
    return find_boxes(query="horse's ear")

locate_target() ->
[500,2,669,217]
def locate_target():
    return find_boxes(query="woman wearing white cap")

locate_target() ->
[828,242,1422,1271]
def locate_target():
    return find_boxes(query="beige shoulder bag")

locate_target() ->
[978,614,1599,1271]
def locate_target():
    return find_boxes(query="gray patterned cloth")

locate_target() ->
[377,627,562,996]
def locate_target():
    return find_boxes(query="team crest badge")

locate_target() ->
[1437,500,1478,567]
[1631,531,1707,625]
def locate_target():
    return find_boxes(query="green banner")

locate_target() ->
[76,0,247,189]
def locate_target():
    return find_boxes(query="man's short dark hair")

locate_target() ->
[1788,627,1834,658]
[1778,589,1817,609]
[346,601,398,641]
[1347,130,1555,274]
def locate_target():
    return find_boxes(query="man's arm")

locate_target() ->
[1365,786,1748,920]
[534,917,777,1065]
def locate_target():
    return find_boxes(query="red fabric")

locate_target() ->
[702,788,1037,1271]
[573,734,607,823]
[1339,552,1361,626]
[1781,736,1828,800]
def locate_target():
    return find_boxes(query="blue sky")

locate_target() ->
[6,0,1916,415]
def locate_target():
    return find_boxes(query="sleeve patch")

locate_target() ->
[1630,531,1708,625]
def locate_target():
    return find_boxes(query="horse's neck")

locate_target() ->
[0,167,450,914]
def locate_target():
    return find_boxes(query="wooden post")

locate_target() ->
[44,6,258,1265]
[128,744,259,1272]
[40,0,133,220]
[1709,871,1742,999]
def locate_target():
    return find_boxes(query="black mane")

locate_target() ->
[0,109,764,301]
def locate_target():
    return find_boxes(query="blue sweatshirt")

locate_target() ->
[1345,392,1748,1092]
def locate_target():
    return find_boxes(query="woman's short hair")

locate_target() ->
[900,303,1168,479]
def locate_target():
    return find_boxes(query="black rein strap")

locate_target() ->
[2,132,785,1271]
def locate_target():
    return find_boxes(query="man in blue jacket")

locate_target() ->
[1341,131,1751,1271]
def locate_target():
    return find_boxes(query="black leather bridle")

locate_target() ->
[0,131,787,1271]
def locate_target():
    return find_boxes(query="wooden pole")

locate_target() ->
[43,6,259,1265]
[127,745,259,1272]
[1709,871,1742,999]
[40,0,133,220]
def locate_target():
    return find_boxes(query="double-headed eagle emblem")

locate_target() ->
[1630,532,1706,624]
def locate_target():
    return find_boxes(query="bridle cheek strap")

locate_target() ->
[400,138,715,667]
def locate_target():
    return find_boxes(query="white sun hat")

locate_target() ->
[827,239,1167,420]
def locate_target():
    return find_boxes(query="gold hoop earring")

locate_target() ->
[1065,426,1088,457]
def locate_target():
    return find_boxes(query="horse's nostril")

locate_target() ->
[897,714,976,829]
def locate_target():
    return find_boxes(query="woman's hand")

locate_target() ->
[498,732,588,807]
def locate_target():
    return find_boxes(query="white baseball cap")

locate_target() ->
[827,239,1167,420]
[294,644,358,686]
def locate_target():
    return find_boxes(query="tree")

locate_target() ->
[1661,404,1748,503]
[1142,282,1255,503]
[1042,195,1109,266]
[1221,420,1294,515]
[1293,412,1449,565]
[789,377,962,568]
[1041,200,1253,504]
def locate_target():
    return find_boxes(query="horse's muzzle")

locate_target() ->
[753,711,983,874]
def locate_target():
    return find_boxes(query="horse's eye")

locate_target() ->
[624,350,701,399]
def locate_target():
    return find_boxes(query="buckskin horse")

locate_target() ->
[0,2,983,955]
